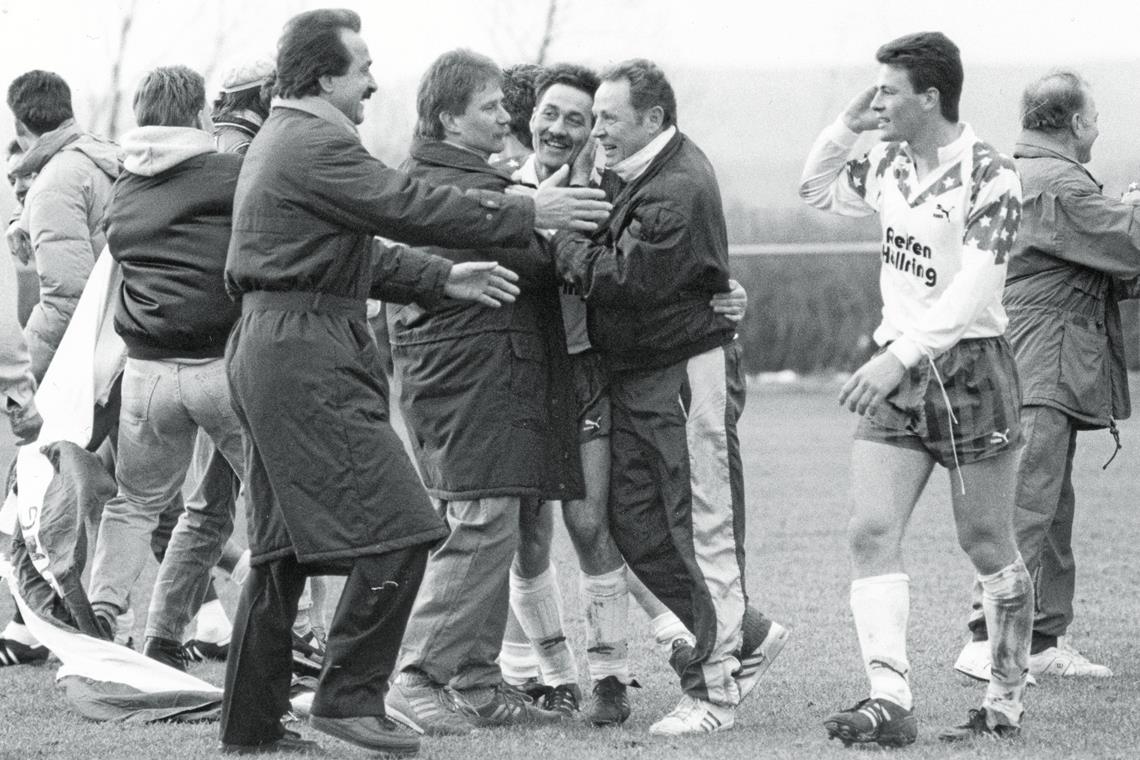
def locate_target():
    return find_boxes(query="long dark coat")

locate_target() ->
[224,100,536,564]
[387,140,583,502]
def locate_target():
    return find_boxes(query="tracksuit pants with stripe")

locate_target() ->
[608,340,761,706]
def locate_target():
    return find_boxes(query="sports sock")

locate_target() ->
[850,573,912,711]
[192,598,232,645]
[980,555,1032,725]
[499,609,541,685]
[229,548,251,587]
[1,620,39,647]
[510,564,578,686]
[581,566,631,682]
[293,581,313,638]
[650,611,694,656]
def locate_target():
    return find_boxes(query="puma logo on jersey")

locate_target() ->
[989,429,1010,445]
[933,203,954,220]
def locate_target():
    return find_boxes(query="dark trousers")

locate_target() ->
[219,546,427,746]
[608,342,762,706]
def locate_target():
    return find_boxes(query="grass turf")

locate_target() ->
[1,379,1138,759]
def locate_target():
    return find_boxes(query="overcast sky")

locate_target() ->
[2,0,1139,98]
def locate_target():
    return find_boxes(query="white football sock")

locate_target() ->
[510,564,578,686]
[850,573,912,710]
[651,611,695,656]
[980,555,1032,725]
[230,549,251,587]
[581,566,631,682]
[498,640,541,685]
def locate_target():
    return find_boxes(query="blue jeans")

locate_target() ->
[89,357,244,638]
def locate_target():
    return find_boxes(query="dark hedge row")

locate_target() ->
[15,259,1138,375]
[729,252,1140,374]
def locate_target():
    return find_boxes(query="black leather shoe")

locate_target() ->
[142,636,187,672]
[220,728,322,755]
[310,714,420,755]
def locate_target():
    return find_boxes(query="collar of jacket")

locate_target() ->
[16,118,83,175]
[613,125,677,183]
[515,153,540,186]
[608,129,684,205]
[410,138,512,182]
[271,96,358,139]
[1013,134,1101,189]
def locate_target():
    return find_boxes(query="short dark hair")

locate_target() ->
[133,66,206,128]
[7,70,74,135]
[415,49,502,142]
[501,63,542,147]
[275,8,360,100]
[5,139,22,159]
[213,82,273,122]
[600,58,676,127]
[1021,70,1089,132]
[535,63,600,105]
[875,32,963,122]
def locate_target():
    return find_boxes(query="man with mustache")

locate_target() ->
[502,62,762,728]
[220,10,610,755]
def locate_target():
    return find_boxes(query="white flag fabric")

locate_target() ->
[0,248,223,721]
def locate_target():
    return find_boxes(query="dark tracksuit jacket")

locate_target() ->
[553,129,760,706]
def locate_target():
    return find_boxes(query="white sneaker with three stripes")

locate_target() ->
[648,695,734,736]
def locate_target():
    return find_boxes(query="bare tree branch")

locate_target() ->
[535,0,559,65]
[104,0,139,138]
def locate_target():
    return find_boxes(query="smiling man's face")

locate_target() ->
[530,82,594,176]
[591,78,658,167]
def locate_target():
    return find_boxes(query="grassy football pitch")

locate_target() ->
[1,379,1137,759]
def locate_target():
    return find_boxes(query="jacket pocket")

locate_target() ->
[508,332,546,431]
[1057,317,1109,417]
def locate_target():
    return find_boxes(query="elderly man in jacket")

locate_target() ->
[6,70,119,382]
[553,58,785,736]
[383,49,578,736]
[954,70,1140,681]
[220,9,609,756]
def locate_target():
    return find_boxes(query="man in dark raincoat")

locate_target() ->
[219,8,610,756]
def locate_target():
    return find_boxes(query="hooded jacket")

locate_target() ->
[16,119,120,380]
[105,127,242,360]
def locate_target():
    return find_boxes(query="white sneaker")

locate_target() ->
[1030,639,1112,678]
[735,621,789,702]
[648,695,734,736]
[953,639,1037,685]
